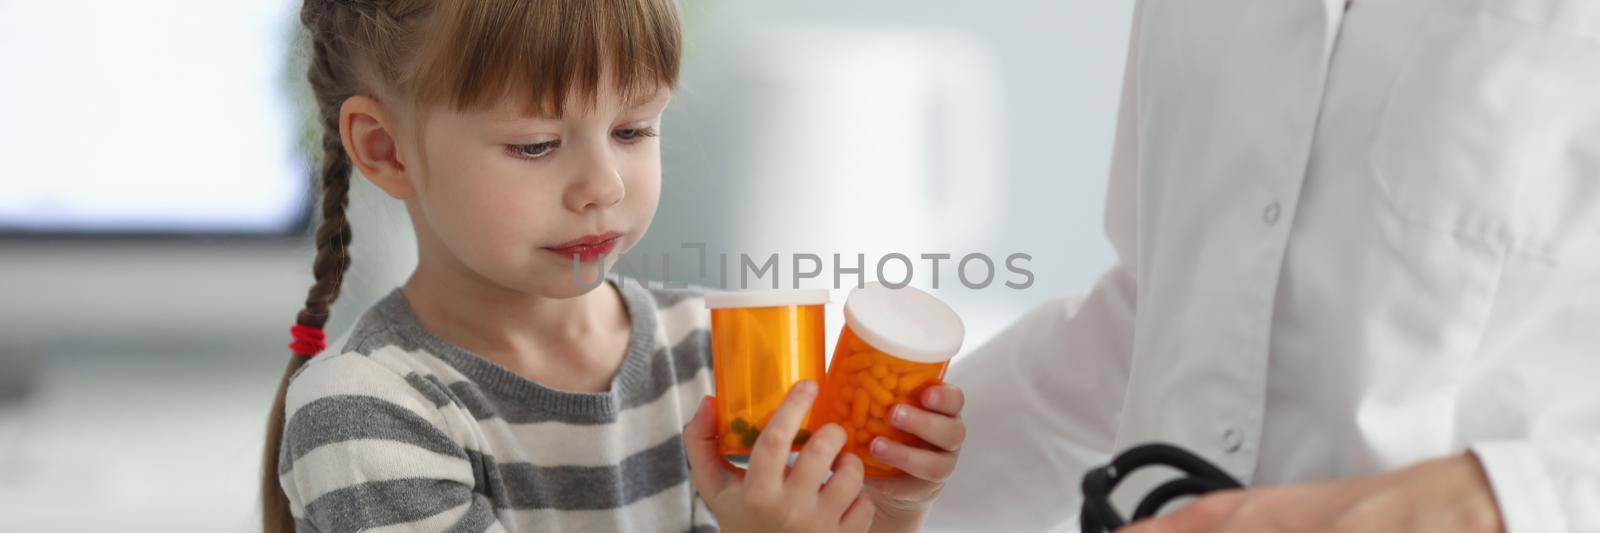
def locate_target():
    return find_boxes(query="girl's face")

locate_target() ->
[401,84,670,298]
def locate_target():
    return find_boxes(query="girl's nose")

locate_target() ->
[565,165,626,213]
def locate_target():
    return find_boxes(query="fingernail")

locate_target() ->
[870,437,888,456]
[890,405,908,425]
[925,388,941,406]
[799,380,817,395]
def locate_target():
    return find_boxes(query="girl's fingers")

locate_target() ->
[920,384,965,417]
[746,380,819,490]
[785,423,848,494]
[820,452,867,517]
[870,436,957,482]
[682,396,731,497]
[888,404,966,452]
[839,492,877,533]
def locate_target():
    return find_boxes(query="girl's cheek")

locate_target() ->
[473,196,545,248]
[425,184,524,257]
[622,160,663,206]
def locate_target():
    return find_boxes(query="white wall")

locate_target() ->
[640,0,1133,347]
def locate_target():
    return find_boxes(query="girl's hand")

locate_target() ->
[684,381,877,533]
[863,384,968,533]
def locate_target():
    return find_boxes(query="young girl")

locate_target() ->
[261,1,969,532]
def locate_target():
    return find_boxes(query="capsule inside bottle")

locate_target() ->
[706,290,829,465]
[815,325,950,477]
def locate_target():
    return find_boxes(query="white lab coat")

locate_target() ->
[929,0,1600,531]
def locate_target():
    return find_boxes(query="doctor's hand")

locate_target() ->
[1120,452,1502,533]
[863,384,968,533]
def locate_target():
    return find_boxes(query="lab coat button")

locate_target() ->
[1222,427,1244,453]
[1263,202,1282,226]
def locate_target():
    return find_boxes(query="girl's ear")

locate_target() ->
[340,95,415,200]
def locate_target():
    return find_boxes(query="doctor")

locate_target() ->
[929,0,1599,531]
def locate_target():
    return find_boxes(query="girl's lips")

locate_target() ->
[544,233,622,262]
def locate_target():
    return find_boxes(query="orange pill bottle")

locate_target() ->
[814,282,964,477]
[705,289,831,466]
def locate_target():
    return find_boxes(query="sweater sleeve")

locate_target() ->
[277,353,507,533]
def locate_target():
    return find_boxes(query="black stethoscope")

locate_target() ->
[1079,443,1244,532]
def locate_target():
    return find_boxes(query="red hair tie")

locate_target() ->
[289,324,327,357]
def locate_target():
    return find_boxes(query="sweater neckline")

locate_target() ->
[372,276,660,419]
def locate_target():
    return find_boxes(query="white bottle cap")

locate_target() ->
[843,282,964,363]
[704,288,831,309]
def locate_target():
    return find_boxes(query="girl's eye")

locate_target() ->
[510,141,559,159]
[613,126,658,143]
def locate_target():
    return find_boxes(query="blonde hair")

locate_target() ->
[262,1,681,531]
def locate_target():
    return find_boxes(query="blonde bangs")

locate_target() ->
[406,0,681,117]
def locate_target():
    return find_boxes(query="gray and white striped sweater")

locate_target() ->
[277,279,717,532]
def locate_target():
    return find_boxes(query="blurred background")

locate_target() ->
[0,0,1131,530]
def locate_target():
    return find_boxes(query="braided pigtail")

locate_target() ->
[259,4,364,531]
